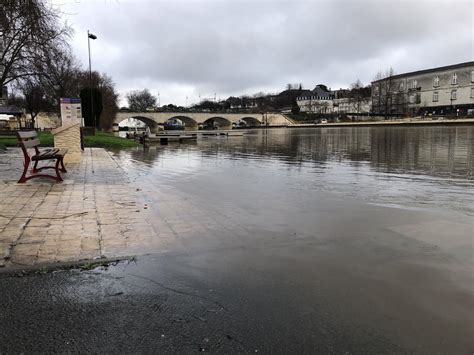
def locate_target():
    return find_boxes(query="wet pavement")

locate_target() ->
[0,126,473,353]
[0,149,162,267]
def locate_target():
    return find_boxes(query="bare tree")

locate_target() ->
[0,0,71,88]
[285,83,303,91]
[1,1,120,130]
[126,89,157,112]
[15,78,51,128]
[373,68,396,119]
[349,79,371,114]
[37,47,82,106]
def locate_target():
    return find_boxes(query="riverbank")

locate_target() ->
[0,131,139,150]
[288,117,474,128]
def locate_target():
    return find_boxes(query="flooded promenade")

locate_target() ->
[0,125,473,353]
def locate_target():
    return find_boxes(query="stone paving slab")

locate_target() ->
[0,148,166,269]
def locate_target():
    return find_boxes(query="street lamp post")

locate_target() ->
[87,30,97,133]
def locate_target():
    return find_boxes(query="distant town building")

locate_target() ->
[0,106,24,130]
[296,84,334,113]
[227,97,261,110]
[331,88,371,115]
[332,97,371,115]
[296,85,371,116]
[31,112,61,130]
[371,61,474,117]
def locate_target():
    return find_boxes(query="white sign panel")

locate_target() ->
[60,98,82,126]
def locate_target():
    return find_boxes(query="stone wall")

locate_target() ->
[265,113,294,125]
[52,123,82,163]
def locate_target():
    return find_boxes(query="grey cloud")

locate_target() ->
[58,0,473,104]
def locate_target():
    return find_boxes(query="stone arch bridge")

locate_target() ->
[114,112,293,132]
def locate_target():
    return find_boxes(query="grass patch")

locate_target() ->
[0,132,53,148]
[38,132,54,146]
[0,135,18,150]
[0,131,139,149]
[83,131,139,148]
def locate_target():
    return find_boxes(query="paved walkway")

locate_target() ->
[0,148,167,269]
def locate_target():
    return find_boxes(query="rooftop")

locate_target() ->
[0,106,23,116]
[297,84,334,100]
[372,61,474,83]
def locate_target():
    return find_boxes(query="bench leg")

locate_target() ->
[60,157,67,173]
[54,159,63,182]
[18,156,64,183]
[32,160,40,173]
[18,157,30,183]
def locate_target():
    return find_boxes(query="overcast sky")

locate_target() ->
[53,0,473,106]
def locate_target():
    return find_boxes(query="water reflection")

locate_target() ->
[119,126,473,180]
[112,127,474,217]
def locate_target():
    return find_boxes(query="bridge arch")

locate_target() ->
[240,116,262,127]
[117,115,160,132]
[167,116,198,130]
[204,116,233,130]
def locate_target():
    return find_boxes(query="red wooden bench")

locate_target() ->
[17,131,68,183]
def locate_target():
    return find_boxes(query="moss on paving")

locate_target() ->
[0,131,139,149]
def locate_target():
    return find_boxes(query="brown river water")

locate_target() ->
[109,125,473,353]
[117,126,473,216]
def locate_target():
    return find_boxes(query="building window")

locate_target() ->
[433,91,439,102]
[451,89,457,100]
[471,87,474,98]
[409,94,415,104]
[399,81,404,91]
[411,79,417,89]
[471,70,474,82]
[452,73,457,85]
[433,76,439,87]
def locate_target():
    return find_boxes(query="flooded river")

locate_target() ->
[117,126,473,216]
[108,126,473,353]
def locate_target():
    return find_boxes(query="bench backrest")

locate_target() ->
[17,131,40,154]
